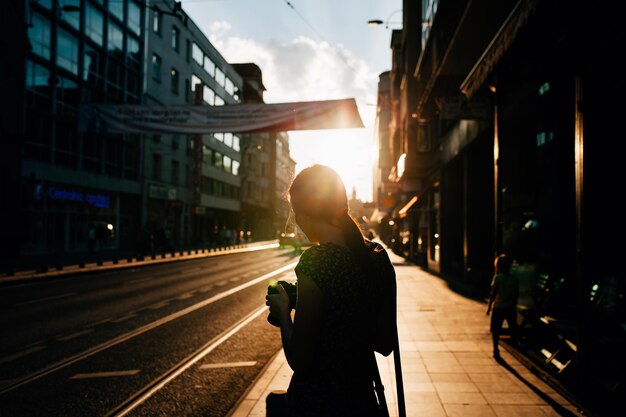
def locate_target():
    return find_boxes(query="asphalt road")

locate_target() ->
[0,246,301,416]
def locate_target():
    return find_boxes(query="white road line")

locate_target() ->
[0,262,297,396]
[146,301,169,310]
[112,313,137,323]
[110,306,267,417]
[176,292,195,300]
[16,292,77,306]
[57,329,94,342]
[70,370,141,379]
[200,361,257,369]
[0,346,45,365]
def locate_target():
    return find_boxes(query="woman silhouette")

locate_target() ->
[266,164,395,417]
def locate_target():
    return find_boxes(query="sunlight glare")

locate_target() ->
[289,128,376,201]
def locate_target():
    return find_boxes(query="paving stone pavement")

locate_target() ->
[229,247,586,417]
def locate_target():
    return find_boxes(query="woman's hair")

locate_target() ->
[289,165,369,260]
[494,253,512,274]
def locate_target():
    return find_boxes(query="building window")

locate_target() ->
[85,3,103,46]
[57,28,79,75]
[26,60,49,89]
[203,56,215,76]
[213,151,223,169]
[170,68,179,94]
[152,53,161,81]
[153,153,162,181]
[215,67,225,87]
[60,0,80,30]
[192,42,203,64]
[214,95,224,106]
[127,36,140,65]
[203,85,214,105]
[128,1,141,35]
[224,133,233,148]
[191,74,202,96]
[153,8,161,34]
[232,160,240,176]
[172,160,179,184]
[223,155,232,173]
[28,14,51,59]
[108,0,124,21]
[171,26,180,51]
[108,21,124,52]
[233,135,240,151]
[225,77,234,96]
[202,145,212,164]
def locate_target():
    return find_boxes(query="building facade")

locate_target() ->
[233,63,295,241]
[0,0,295,272]
[2,0,147,269]
[143,0,244,250]
[375,0,625,411]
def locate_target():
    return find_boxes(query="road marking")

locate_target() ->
[107,306,267,417]
[112,313,137,323]
[0,262,297,396]
[176,292,195,300]
[0,346,45,365]
[146,301,169,310]
[70,370,141,379]
[200,361,257,369]
[57,329,95,342]
[17,292,77,306]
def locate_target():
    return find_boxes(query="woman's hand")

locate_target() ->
[266,284,291,324]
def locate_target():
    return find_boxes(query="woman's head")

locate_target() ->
[494,253,512,274]
[289,164,348,222]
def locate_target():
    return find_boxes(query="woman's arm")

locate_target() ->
[267,273,323,373]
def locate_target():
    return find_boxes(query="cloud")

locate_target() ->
[209,27,377,111]
[208,23,378,201]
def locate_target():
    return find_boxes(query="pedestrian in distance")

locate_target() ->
[265,164,397,417]
[486,253,520,358]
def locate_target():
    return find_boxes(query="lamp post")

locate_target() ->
[367,9,402,29]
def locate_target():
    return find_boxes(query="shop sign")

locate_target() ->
[149,184,177,200]
[47,186,110,208]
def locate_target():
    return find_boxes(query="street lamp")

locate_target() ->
[367,9,402,29]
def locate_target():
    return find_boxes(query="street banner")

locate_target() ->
[80,98,364,134]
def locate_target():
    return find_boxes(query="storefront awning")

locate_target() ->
[79,98,364,134]
[398,196,418,219]
[460,0,537,99]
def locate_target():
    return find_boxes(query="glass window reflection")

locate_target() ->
[127,36,140,68]
[109,0,125,21]
[57,28,79,75]
[28,13,51,60]
[59,0,81,30]
[85,4,103,46]
[84,45,103,84]
[203,85,214,104]
[203,56,215,77]
[128,1,141,35]
[108,22,124,52]
[26,60,50,88]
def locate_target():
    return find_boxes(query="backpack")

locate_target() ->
[366,240,397,356]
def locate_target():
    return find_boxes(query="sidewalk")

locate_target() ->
[228,249,587,417]
[0,241,279,286]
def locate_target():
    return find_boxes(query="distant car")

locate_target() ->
[279,232,296,248]
[279,231,311,250]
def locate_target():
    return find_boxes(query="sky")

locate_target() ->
[181,0,402,202]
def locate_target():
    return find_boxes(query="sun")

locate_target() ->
[289,128,377,201]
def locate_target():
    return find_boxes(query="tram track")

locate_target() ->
[0,261,297,397]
